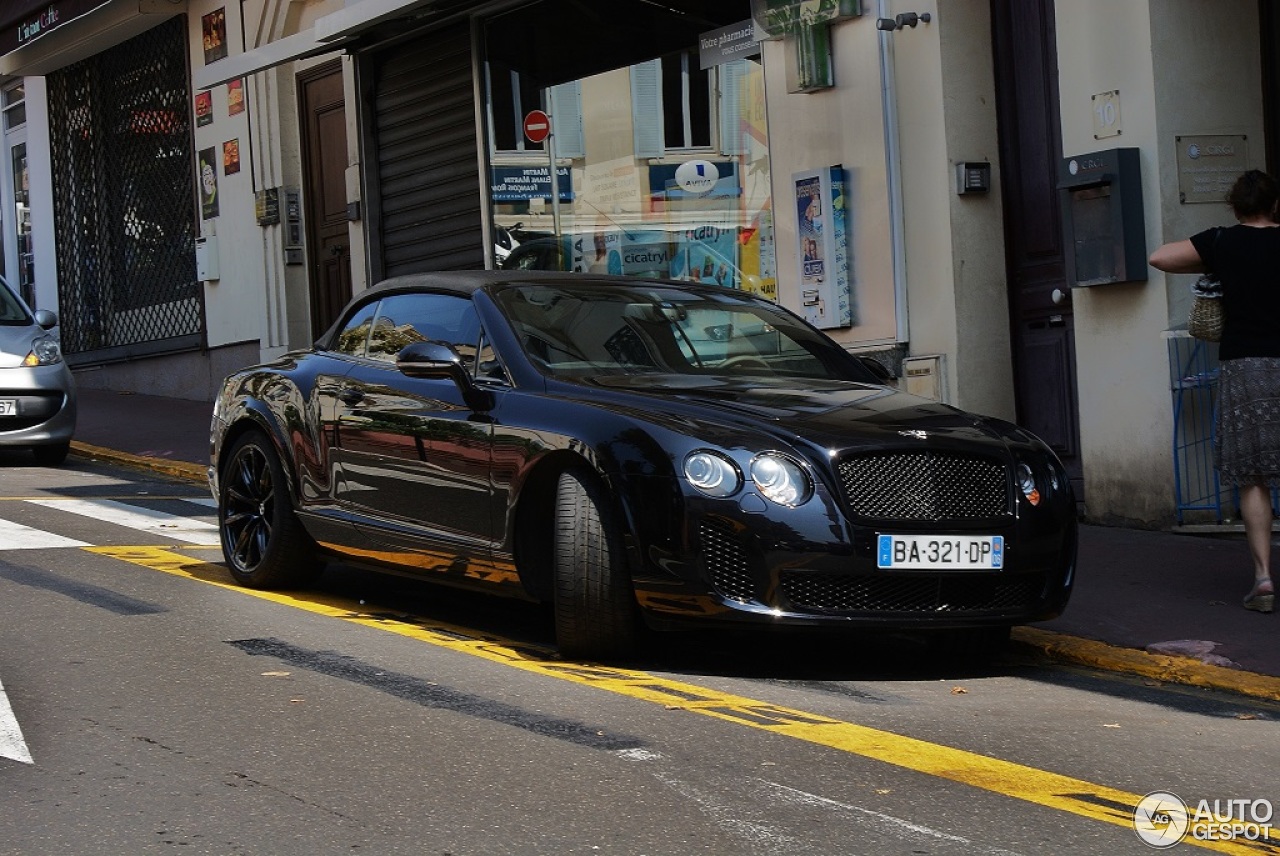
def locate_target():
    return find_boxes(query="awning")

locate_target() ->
[192,27,354,90]
[192,0,455,90]
[314,0,439,43]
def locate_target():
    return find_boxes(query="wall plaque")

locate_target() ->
[1176,134,1248,204]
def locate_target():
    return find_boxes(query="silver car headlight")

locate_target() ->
[683,450,742,497]
[750,454,812,506]
[23,335,62,366]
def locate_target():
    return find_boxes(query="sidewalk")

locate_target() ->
[69,387,1280,702]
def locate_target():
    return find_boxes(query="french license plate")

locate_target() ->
[877,534,1004,570]
[0,399,15,417]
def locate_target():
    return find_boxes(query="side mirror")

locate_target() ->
[857,355,897,386]
[396,341,494,411]
[33,309,58,330]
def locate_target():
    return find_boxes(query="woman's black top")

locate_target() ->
[1192,224,1280,360]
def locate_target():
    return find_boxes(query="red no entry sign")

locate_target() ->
[523,110,551,144]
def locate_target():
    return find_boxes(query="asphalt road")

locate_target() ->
[1,452,1278,856]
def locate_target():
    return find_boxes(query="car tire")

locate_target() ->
[32,442,70,466]
[553,468,638,660]
[219,430,320,589]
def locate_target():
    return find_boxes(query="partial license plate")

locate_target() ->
[0,399,16,417]
[877,534,1004,570]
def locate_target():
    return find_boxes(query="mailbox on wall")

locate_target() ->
[1057,147,1147,286]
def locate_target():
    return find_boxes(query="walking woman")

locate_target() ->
[1150,169,1280,613]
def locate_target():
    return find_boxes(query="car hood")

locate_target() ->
[0,324,39,368]
[574,374,1024,450]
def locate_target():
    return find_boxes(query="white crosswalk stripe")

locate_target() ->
[0,676,32,765]
[0,518,91,550]
[3,498,221,548]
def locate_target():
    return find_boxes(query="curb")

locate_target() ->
[61,443,1280,703]
[70,441,207,486]
[1011,626,1280,704]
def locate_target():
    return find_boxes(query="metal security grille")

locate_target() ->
[365,21,485,279]
[837,452,1010,522]
[46,16,202,363]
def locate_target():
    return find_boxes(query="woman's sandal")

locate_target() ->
[1243,582,1275,614]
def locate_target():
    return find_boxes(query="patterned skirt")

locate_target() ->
[1215,357,1280,487]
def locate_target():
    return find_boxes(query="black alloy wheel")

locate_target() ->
[219,431,319,588]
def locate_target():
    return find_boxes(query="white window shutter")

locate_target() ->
[548,82,584,158]
[630,60,664,159]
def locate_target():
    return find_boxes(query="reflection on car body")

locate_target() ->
[210,271,1076,660]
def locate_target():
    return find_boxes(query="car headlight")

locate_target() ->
[750,454,812,506]
[683,450,742,497]
[22,335,62,366]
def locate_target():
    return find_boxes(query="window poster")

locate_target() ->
[227,79,244,116]
[195,91,213,127]
[199,147,219,219]
[223,139,240,175]
[202,8,228,64]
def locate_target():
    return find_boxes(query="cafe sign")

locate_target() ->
[1,0,110,57]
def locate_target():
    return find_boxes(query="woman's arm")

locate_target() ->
[1149,238,1205,274]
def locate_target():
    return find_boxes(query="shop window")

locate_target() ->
[482,9,777,303]
[486,64,583,158]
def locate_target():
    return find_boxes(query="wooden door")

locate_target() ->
[992,0,1083,499]
[299,62,352,338]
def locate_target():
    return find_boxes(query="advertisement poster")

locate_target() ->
[223,139,240,175]
[195,91,213,127]
[670,225,739,287]
[227,79,245,116]
[793,166,852,329]
[202,9,227,64]
[199,147,219,220]
[795,174,825,286]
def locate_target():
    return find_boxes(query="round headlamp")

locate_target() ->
[750,454,812,506]
[683,451,742,497]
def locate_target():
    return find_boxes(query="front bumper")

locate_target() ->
[630,489,1077,631]
[0,364,77,446]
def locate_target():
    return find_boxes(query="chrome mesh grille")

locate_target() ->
[780,572,1040,614]
[700,519,755,603]
[837,452,1009,521]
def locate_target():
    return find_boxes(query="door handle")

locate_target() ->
[338,388,364,405]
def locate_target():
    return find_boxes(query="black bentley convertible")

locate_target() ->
[210,271,1076,658]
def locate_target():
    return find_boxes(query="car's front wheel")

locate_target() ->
[553,468,638,660]
[219,430,320,588]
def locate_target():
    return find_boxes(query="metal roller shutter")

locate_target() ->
[367,22,484,278]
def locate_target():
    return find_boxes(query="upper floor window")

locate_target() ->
[661,51,711,150]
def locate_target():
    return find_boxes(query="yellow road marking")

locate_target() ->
[90,545,1278,855]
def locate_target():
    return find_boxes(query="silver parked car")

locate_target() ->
[0,274,76,465]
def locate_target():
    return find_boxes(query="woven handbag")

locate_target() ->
[1187,275,1224,342]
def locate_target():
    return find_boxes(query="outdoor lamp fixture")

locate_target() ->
[876,12,931,31]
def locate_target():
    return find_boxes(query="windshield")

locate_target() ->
[0,276,32,326]
[494,282,878,383]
